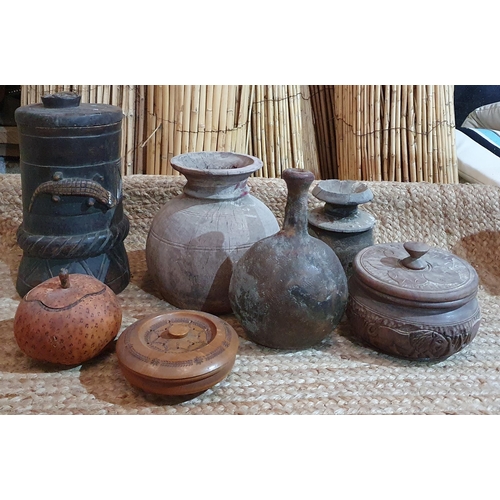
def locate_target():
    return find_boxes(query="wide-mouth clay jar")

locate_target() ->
[346,241,481,361]
[146,151,279,314]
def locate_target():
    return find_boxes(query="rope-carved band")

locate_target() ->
[16,216,130,259]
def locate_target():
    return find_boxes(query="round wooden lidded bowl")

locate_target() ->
[115,310,239,396]
[346,241,481,361]
[13,269,122,365]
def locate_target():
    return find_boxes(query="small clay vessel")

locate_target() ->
[229,168,348,350]
[346,241,481,361]
[115,310,239,396]
[308,179,375,278]
[146,151,279,314]
[13,269,122,365]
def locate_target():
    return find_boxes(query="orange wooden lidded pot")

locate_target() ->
[116,310,239,396]
[13,269,122,365]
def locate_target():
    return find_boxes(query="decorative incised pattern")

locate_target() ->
[29,178,117,211]
[347,296,481,360]
[144,318,213,354]
[123,329,195,368]
[16,216,129,259]
[358,243,472,292]
[123,316,230,368]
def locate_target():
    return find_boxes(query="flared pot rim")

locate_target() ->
[170,151,263,178]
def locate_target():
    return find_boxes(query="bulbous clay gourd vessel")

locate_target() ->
[146,151,279,314]
[229,168,348,350]
[13,269,122,365]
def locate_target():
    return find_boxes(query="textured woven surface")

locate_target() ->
[1,174,500,414]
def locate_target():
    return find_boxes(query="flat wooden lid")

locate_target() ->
[353,242,478,304]
[115,310,239,395]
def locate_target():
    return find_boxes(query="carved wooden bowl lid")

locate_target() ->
[353,242,479,305]
[115,310,239,396]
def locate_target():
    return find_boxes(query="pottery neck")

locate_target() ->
[323,202,359,219]
[282,169,315,236]
[182,172,251,200]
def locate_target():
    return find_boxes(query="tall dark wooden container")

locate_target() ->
[14,91,130,297]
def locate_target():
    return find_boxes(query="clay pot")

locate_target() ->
[115,310,239,396]
[146,151,279,314]
[346,241,481,361]
[13,269,122,365]
[229,168,348,350]
[308,179,375,279]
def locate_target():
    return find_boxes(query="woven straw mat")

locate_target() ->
[1,174,499,415]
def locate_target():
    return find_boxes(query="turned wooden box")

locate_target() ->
[346,241,481,361]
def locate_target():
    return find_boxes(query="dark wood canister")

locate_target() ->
[14,91,130,297]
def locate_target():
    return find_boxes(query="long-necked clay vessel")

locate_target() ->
[146,151,279,314]
[229,168,348,350]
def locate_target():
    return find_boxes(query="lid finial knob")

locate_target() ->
[401,242,430,270]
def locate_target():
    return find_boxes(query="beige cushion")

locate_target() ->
[462,100,500,129]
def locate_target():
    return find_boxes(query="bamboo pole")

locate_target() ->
[216,86,227,151]
[196,85,206,152]
[273,85,283,175]
[258,86,268,177]
[394,86,402,182]
[245,85,255,154]
[145,85,156,175]
[188,85,200,153]
[407,85,417,182]
[400,85,409,182]
[374,85,382,181]
[324,86,336,179]
[160,85,169,175]
[333,86,343,179]
[301,86,321,178]
[96,85,103,103]
[204,85,214,151]
[381,85,390,181]
[167,86,176,172]
[153,85,162,174]
[173,85,184,158]
[225,85,235,152]
[135,85,146,174]
[252,86,262,173]
[369,86,377,181]
[211,86,222,151]
[266,86,276,177]
[120,85,129,177]
[181,85,191,154]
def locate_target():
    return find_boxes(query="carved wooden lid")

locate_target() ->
[23,270,107,310]
[115,310,239,396]
[353,242,478,304]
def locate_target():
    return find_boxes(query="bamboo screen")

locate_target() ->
[317,85,457,183]
[20,85,458,183]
